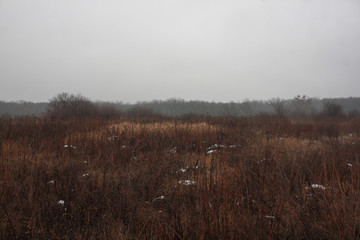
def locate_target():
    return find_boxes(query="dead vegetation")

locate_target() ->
[0,116,360,239]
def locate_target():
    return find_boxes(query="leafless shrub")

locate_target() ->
[291,95,314,118]
[322,100,344,118]
[47,92,97,120]
[268,98,287,117]
[46,93,123,120]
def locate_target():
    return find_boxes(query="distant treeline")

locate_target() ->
[1,95,360,118]
[128,96,360,117]
[0,101,48,117]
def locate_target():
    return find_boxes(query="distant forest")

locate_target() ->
[1,95,360,118]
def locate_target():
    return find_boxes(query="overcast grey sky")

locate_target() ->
[1,0,360,103]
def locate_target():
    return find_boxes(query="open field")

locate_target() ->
[1,116,360,239]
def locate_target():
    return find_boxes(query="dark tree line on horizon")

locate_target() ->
[1,93,360,118]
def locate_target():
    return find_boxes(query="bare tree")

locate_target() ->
[47,93,97,120]
[239,100,253,117]
[322,100,343,117]
[268,98,286,117]
[291,95,313,117]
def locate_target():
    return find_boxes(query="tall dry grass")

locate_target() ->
[0,116,360,239]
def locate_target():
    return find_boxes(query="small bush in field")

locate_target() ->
[47,92,123,120]
[47,92,97,120]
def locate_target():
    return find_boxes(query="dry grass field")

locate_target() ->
[1,116,360,239]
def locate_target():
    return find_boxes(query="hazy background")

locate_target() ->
[1,0,360,103]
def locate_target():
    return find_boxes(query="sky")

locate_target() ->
[1,0,360,103]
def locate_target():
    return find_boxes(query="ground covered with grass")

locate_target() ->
[1,116,360,239]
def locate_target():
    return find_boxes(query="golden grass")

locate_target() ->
[108,121,217,133]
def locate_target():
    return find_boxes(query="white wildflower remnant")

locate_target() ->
[206,143,224,154]
[257,158,266,164]
[82,173,90,177]
[176,168,187,173]
[58,200,65,205]
[178,180,196,185]
[306,184,326,190]
[64,145,76,149]
[207,150,217,154]
[152,196,166,202]
[264,215,276,219]
[207,144,225,151]
[169,147,177,153]
[347,163,353,167]
[47,180,55,184]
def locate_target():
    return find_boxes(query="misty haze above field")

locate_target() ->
[1,0,360,103]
